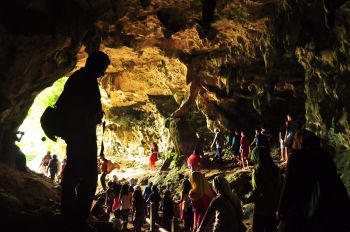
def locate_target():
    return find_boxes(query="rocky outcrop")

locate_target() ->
[0,163,59,219]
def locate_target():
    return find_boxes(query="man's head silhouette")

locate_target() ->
[85,51,111,78]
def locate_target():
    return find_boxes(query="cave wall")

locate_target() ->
[277,0,350,189]
[0,0,349,189]
[0,0,117,165]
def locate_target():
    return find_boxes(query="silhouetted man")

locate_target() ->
[55,51,110,228]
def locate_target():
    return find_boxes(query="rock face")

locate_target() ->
[0,0,349,190]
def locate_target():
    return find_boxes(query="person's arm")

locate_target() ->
[131,200,135,221]
[197,197,218,232]
[46,160,51,173]
[211,134,217,148]
[250,137,256,147]
[279,131,282,141]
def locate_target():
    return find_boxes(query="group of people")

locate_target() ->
[188,112,300,171]
[91,178,176,232]
[187,128,349,232]
[92,171,245,232]
[39,151,66,182]
[187,123,272,171]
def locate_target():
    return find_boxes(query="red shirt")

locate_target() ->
[240,135,249,157]
[149,152,157,164]
[187,154,200,168]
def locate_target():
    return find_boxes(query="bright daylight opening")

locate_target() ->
[17,77,68,173]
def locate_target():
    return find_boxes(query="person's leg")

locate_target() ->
[76,146,98,223]
[280,141,285,162]
[50,170,54,181]
[76,169,98,221]
[283,147,288,163]
[100,172,107,191]
[241,155,245,168]
[61,141,81,224]
[218,147,223,163]
[66,136,98,224]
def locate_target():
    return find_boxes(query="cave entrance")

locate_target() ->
[17,77,68,172]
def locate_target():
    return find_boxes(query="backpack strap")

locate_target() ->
[99,120,106,157]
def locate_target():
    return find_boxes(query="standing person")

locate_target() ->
[250,127,269,150]
[55,51,110,228]
[105,181,115,214]
[189,171,215,231]
[180,179,194,232]
[211,128,225,163]
[277,129,350,232]
[39,151,52,176]
[59,158,66,178]
[187,149,201,172]
[146,185,161,223]
[279,121,288,163]
[47,154,59,181]
[149,150,157,171]
[239,131,249,168]
[119,183,132,231]
[283,113,299,163]
[246,146,282,232]
[261,124,272,145]
[151,142,159,154]
[197,175,243,232]
[162,190,175,231]
[99,155,109,191]
[143,182,153,217]
[231,129,241,157]
[132,189,145,232]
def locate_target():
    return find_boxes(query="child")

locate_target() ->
[149,151,157,171]
[240,131,249,168]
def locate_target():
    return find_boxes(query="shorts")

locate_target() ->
[280,139,285,149]
[284,133,293,148]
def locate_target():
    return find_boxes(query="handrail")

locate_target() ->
[147,202,179,232]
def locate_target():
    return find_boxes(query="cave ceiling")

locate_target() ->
[2,0,350,159]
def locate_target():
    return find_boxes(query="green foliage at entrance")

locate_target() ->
[18,77,68,165]
[165,151,181,167]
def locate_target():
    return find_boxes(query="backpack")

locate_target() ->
[305,152,350,231]
[49,158,58,172]
[40,106,64,141]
